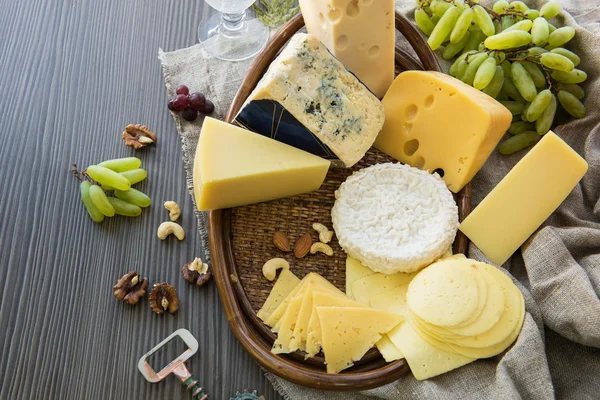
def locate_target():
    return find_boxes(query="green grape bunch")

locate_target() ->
[415,0,587,155]
[71,157,152,223]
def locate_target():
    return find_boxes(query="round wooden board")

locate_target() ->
[209,11,472,391]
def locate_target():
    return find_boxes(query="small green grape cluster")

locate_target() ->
[415,0,587,155]
[72,157,151,223]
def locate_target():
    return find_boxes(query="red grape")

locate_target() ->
[201,99,215,115]
[167,97,177,111]
[176,85,189,96]
[182,107,197,121]
[172,94,189,111]
[189,93,206,111]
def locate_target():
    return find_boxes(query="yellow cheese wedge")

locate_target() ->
[345,256,376,297]
[257,269,301,322]
[389,320,475,380]
[407,259,483,327]
[305,291,366,358]
[317,306,403,373]
[289,281,347,352]
[193,117,330,211]
[299,0,395,98]
[459,131,588,265]
[352,271,416,306]
[374,71,512,193]
[376,335,404,362]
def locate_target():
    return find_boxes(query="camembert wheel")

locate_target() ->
[331,163,458,274]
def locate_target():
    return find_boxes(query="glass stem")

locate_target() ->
[220,10,246,35]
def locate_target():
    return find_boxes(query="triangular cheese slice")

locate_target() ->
[272,294,305,354]
[257,269,300,322]
[345,256,376,298]
[352,271,416,306]
[289,281,348,352]
[388,320,475,380]
[376,335,404,362]
[317,306,403,373]
[305,292,366,358]
[265,273,314,329]
[193,117,331,210]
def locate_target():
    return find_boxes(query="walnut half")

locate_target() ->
[122,124,157,149]
[113,271,149,305]
[148,283,179,315]
[182,258,212,287]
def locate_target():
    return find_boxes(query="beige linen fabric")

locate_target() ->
[160,1,600,398]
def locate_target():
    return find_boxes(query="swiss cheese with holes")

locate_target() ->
[374,71,512,192]
[299,0,395,98]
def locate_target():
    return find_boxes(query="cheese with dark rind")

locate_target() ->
[234,33,385,167]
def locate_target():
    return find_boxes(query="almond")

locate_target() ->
[273,231,290,252]
[294,232,312,259]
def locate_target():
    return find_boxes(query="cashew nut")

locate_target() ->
[262,258,290,281]
[312,222,334,244]
[164,201,181,221]
[157,221,185,240]
[310,242,334,256]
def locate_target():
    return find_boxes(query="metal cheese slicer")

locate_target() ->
[138,329,264,400]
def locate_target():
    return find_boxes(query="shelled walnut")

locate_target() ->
[148,283,179,315]
[182,258,212,287]
[113,271,149,305]
[122,124,157,149]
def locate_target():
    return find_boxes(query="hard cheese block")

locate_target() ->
[374,71,512,192]
[257,269,301,322]
[459,132,588,265]
[193,117,330,211]
[299,0,395,98]
[234,33,385,167]
[317,306,403,373]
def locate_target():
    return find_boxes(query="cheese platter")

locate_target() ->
[197,0,588,392]
[207,11,471,390]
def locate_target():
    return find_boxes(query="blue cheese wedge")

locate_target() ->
[234,33,385,167]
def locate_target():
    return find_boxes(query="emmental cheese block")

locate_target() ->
[374,71,512,192]
[317,306,403,373]
[234,34,385,167]
[459,132,588,265]
[299,0,395,98]
[193,117,330,210]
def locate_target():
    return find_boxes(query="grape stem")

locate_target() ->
[71,164,97,185]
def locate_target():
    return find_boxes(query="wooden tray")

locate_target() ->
[209,12,472,391]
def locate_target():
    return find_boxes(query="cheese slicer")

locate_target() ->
[138,328,264,400]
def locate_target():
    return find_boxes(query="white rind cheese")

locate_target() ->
[235,33,385,167]
[332,163,458,274]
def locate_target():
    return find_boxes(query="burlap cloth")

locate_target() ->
[160,1,600,398]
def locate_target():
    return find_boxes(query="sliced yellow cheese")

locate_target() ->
[374,71,512,193]
[305,291,366,358]
[193,117,330,211]
[407,259,483,327]
[299,0,395,98]
[459,131,588,265]
[289,281,347,352]
[352,271,416,306]
[265,273,314,329]
[257,269,301,322]
[376,335,404,362]
[272,294,305,354]
[345,256,376,297]
[317,306,403,373]
[389,320,475,380]
[369,284,409,316]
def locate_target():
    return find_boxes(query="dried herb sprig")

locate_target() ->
[252,0,300,28]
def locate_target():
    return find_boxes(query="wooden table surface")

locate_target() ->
[0,0,281,398]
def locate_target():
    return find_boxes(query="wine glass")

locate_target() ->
[199,0,269,62]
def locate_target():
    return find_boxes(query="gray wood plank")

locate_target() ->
[0,0,282,398]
